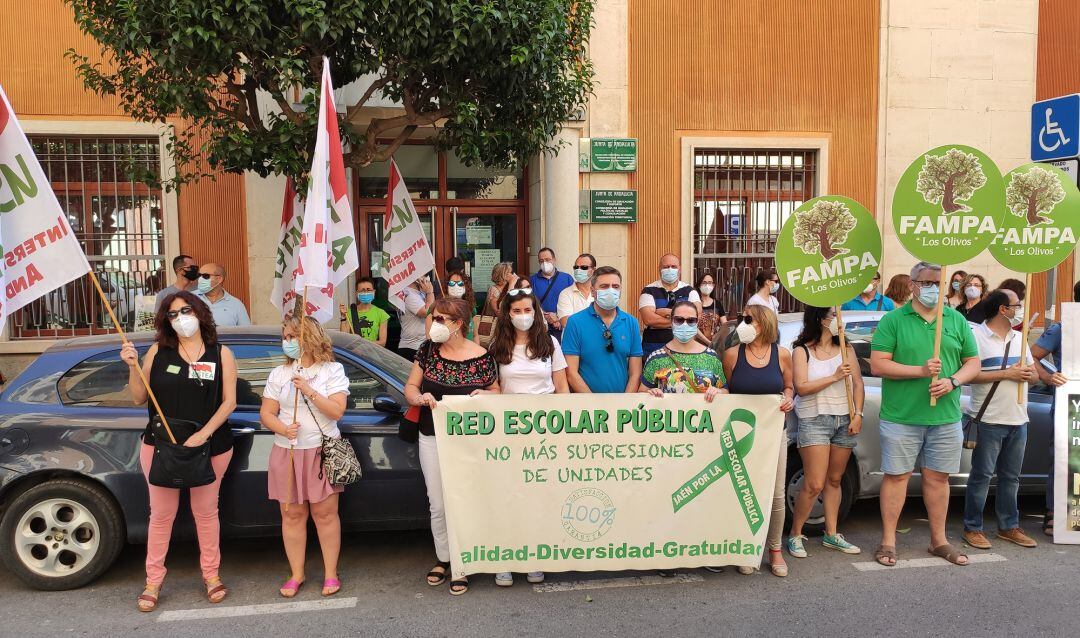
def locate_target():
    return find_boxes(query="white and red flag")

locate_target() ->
[381,159,435,310]
[272,58,358,323]
[0,84,91,335]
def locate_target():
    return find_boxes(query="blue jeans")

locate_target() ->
[963,419,1028,532]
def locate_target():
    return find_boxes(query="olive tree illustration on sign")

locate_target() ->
[915,148,987,214]
[1005,166,1065,226]
[792,199,857,260]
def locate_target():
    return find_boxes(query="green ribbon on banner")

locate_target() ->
[670,408,764,533]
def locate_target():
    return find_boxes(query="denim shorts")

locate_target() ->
[880,420,963,475]
[797,414,857,449]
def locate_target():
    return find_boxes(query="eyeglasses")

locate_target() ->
[573,265,592,271]
[913,280,939,287]
[166,306,195,320]
[1005,304,1022,309]
[507,288,534,297]
[447,281,465,287]
[603,329,614,352]
[671,316,699,326]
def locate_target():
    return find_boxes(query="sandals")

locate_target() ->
[767,549,788,577]
[448,577,469,596]
[137,583,161,612]
[205,577,228,604]
[928,543,968,566]
[426,561,451,586]
[322,578,341,597]
[279,578,305,598]
[1044,509,1054,537]
[874,544,897,567]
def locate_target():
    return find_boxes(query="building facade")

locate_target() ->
[0,0,1077,378]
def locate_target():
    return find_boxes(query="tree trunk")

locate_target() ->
[817,227,837,260]
[942,176,960,213]
[1026,187,1048,225]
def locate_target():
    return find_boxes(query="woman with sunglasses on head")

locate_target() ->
[426,271,478,341]
[261,315,350,599]
[120,291,238,612]
[489,285,568,587]
[405,297,500,596]
[722,305,795,577]
[787,306,864,560]
[945,270,968,308]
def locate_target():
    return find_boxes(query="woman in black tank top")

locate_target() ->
[121,291,238,611]
[722,305,794,578]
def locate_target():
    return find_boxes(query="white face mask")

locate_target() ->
[699,284,714,296]
[447,285,466,298]
[735,321,758,344]
[511,313,535,332]
[1008,306,1024,328]
[171,314,200,338]
[769,282,780,295]
[864,283,876,295]
[964,285,981,300]
[825,317,839,336]
[540,261,554,275]
[429,320,455,344]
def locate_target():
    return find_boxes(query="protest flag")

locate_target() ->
[0,84,176,442]
[381,158,436,310]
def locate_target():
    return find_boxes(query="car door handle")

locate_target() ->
[230,427,257,434]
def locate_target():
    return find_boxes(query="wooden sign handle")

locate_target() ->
[929,265,948,407]
[835,305,856,419]
[1017,271,1033,404]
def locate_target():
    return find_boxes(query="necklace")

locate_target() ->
[178,340,206,386]
[747,344,769,362]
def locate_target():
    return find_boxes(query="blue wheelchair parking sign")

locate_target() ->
[1031,95,1080,161]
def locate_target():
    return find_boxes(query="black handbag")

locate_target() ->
[148,416,216,488]
[398,405,421,444]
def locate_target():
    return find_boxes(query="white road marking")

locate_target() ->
[852,552,1007,572]
[157,597,358,622]
[533,573,704,593]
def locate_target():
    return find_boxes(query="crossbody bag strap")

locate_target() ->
[973,339,1012,425]
[537,276,556,306]
[664,348,701,393]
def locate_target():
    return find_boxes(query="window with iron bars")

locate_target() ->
[12,136,165,339]
[692,149,817,319]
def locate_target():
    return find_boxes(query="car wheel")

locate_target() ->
[0,479,124,591]
[784,447,856,535]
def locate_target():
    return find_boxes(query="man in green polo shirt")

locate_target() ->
[869,261,981,568]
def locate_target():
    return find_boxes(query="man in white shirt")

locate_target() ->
[397,276,434,362]
[637,253,701,358]
[557,253,596,329]
[961,288,1040,551]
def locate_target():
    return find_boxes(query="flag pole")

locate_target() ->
[287,286,309,511]
[89,268,176,444]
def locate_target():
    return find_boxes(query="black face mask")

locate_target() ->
[181,265,200,281]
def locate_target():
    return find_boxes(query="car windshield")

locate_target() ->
[340,334,413,385]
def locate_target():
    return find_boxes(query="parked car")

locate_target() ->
[0,328,426,590]
[771,311,1055,534]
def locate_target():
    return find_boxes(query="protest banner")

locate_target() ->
[381,158,436,311]
[891,144,1007,404]
[1054,303,1080,544]
[988,163,1080,401]
[0,84,174,441]
[775,195,882,417]
[433,393,784,578]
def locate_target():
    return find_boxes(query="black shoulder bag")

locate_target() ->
[148,345,222,489]
[962,340,1011,450]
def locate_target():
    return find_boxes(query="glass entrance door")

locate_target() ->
[450,207,523,303]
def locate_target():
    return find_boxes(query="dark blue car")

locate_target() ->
[0,328,428,590]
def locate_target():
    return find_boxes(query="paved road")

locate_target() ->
[2,496,1076,637]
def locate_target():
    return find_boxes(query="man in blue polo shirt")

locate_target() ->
[529,247,574,341]
[841,272,894,312]
[562,266,643,393]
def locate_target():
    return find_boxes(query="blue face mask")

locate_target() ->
[282,338,302,360]
[573,268,591,284]
[951,280,961,291]
[197,276,214,294]
[357,292,375,304]
[917,284,939,308]
[660,267,679,285]
[672,322,698,343]
[596,288,621,310]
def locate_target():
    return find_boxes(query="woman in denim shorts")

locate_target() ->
[787,306,865,558]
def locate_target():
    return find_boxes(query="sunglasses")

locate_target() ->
[198,273,219,280]
[603,329,614,353]
[166,306,195,320]
[447,281,465,287]
[671,316,699,326]
[507,288,533,297]
[432,315,455,324]
[573,265,592,271]
[741,315,753,324]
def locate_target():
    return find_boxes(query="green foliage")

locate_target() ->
[64,0,594,188]
[792,200,856,261]
[1005,166,1065,226]
[915,148,986,214]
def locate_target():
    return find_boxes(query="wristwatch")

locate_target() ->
[948,376,960,389]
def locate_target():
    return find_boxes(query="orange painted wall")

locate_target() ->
[1033,0,1078,318]
[626,0,880,301]
[0,0,250,307]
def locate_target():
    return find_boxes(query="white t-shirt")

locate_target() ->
[557,285,593,319]
[264,361,351,449]
[498,336,568,394]
[746,292,779,315]
[966,322,1034,426]
[398,287,428,350]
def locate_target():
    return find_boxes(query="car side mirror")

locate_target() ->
[373,393,404,414]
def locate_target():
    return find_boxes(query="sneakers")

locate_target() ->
[494,572,513,587]
[526,571,545,583]
[963,530,992,550]
[786,535,808,558]
[997,528,1038,548]
[822,533,861,555]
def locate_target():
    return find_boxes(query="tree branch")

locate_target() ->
[274,92,303,125]
[346,75,391,122]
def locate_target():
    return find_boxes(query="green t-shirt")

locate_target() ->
[351,304,391,343]
[640,347,726,393]
[870,303,978,426]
